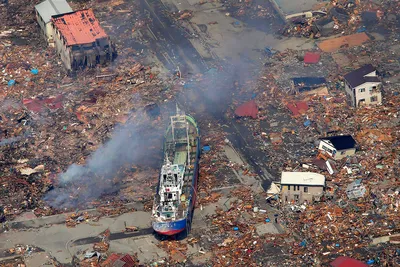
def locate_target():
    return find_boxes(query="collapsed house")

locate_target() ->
[318,135,356,160]
[292,77,328,95]
[346,179,366,200]
[51,9,116,71]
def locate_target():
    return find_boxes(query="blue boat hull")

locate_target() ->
[152,136,200,236]
[152,218,187,235]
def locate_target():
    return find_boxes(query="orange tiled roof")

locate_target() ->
[51,9,108,46]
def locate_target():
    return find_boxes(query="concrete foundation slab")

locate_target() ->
[255,222,280,235]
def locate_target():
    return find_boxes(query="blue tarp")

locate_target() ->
[202,145,211,152]
[264,47,277,57]
[357,26,367,33]
[366,259,375,265]
[31,69,39,75]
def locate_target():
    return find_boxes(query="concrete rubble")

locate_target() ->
[1,0,400,266]
[282,0,400,39]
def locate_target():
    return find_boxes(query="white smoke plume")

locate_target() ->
[44,109,163,208]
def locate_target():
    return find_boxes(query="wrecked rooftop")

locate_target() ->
[51,9,108,46]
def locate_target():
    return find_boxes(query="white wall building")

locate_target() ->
[34,0,72,46]
[280,172,325,203]
[318,135,356,160]
[344,64,382,107]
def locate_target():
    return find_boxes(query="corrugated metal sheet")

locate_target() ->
[52,9,108,46]
[35,0,72,23]
[330,256,368,267]
[235,100,258,119]
[100,254,136,267]
[119,254,136,266]
[286,101,308,116]
[303,52,320,64]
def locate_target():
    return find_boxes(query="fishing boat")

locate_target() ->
[151,107,200,236]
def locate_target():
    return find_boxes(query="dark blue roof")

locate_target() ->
[344,64,378,88]
[322,135,356,150]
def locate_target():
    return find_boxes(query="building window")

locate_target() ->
[288,185,290,190]
[370,96,378,102]
[359,88,365,93]
[304,187,308,193]
[322,145,333,154]
[297,186,300,191]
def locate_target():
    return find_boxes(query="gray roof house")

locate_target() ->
[34,0,73,45]
[343,64,382,107]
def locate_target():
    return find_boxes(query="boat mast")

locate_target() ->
[172,104,191,166]
[186,120,190,166]
[171,116,175,143]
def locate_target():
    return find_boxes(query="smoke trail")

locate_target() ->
[0,136,22,146]
[0,131,31,146]
[44,109,163,208]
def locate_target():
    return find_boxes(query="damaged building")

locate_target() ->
[34,0,73,46]
[51,9,116,71]
[280,172,326,204]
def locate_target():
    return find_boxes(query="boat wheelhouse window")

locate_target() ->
[163,174,166,182]
[174,173,177,182]
[168,193,172,199]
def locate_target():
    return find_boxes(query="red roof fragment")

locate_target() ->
[235,100,258,119]
[51,9,108,46]
[286,101,308,116]
[304,52,321,64]
[331,256,368,267]
[23,95,63,112]
[101,253,136,267]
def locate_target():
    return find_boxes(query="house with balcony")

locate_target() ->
[344,64,382,107]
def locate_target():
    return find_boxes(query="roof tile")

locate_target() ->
[51,9,108,46]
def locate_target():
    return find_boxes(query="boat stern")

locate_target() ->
[152,218,187,236]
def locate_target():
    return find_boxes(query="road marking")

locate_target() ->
[143,0,166,29]
[147,25,158,40]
